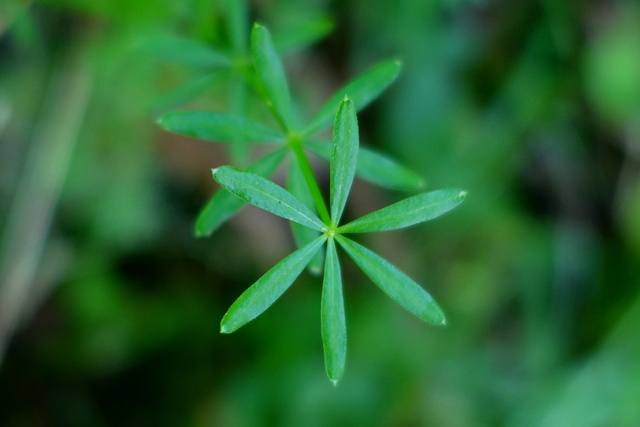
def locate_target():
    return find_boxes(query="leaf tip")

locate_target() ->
[392,59,403,68]
[425,301,447,326]
[194,224,211,238]
[220,323,230,334]
[308,265,323,276]
[435,308,447,326]
[330,378,339,387]
[156,115,167,128]
[458,190,468,201]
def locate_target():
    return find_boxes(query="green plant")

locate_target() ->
[160,24,422,272]
[147,0,331,165]
[158,23,466,383]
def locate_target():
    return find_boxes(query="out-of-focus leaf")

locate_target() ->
[305,140,424,191]
[336,235,445,325]
[158,111,284,143]
[227,75,252,166]
[330,98,359,225]
[220,236,326,333]
[585,11,640,121]
[273,17,334,54]
[339,189,466,233]
[142,35,231,68]
[226,0,248,55]
[303,59,402,136]
[251,24,294,131]
[149,71,228,112]
[195,148,287,237]
[288,158,324,274]
[212,166,325,231]
[321,238,346,384]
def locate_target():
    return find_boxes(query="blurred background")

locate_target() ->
[2,0,640,425]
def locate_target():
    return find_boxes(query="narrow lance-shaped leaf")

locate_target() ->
[251,24,294,132]
[303,59,402,136]
[330,98,359,225]
[213,166,325,231]
[195,148,288,237]
[149,71,229,112]
[221,236,327,333]
[288,157,324,274]
[273,17,334,54]
[335,235,446,325]
[304,140,424,191]
[142,35,231,68]
[322,238,346,384]
[158,111,284,143]
[227,0,248,55]
[339,189,467,233]
[228,74,252,166]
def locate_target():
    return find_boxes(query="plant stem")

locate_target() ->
[290,140,331,225]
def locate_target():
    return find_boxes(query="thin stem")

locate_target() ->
[290,139,331,225]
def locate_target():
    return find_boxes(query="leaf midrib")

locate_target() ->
[341,198,456,232]
[224,237,325,331]
[338,236,434,316]
[225,169,323,230]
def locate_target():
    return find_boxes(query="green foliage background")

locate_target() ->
[2,0,640,425]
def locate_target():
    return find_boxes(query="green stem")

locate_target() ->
[290,141,331,225]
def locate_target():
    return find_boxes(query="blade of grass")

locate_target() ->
[251,24,294,132]
[0,43,92,364]
[322,238,346,384]
[335,235,446,325]
[303,59,402,136]
[213,166,324,231]
[305,140,424,191]
[288,157,324,274]
[158,111,285,143]
[339,189,466,233]
[195,148,287,237]
[221,236,327,333]
[330,98,359,225]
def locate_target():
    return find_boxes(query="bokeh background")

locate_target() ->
[2,0,640,425]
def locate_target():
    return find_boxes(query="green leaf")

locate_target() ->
[330,98,359,225]
[149,71,228,112]
[158,111,284,143]
[213,166,325,231]
[335,235,446,325]
[228,75,251,166]
[303,59,402,136]
[322,238,346,384]
[195,148,287,237]
[221,236,327,333]
[143,35,231,68]
[226,0,248,55]
[273,17,334,54]
[304,140,424,191]
[251,24,294,132]
[288,157,324,274]
[339,189,466,233]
